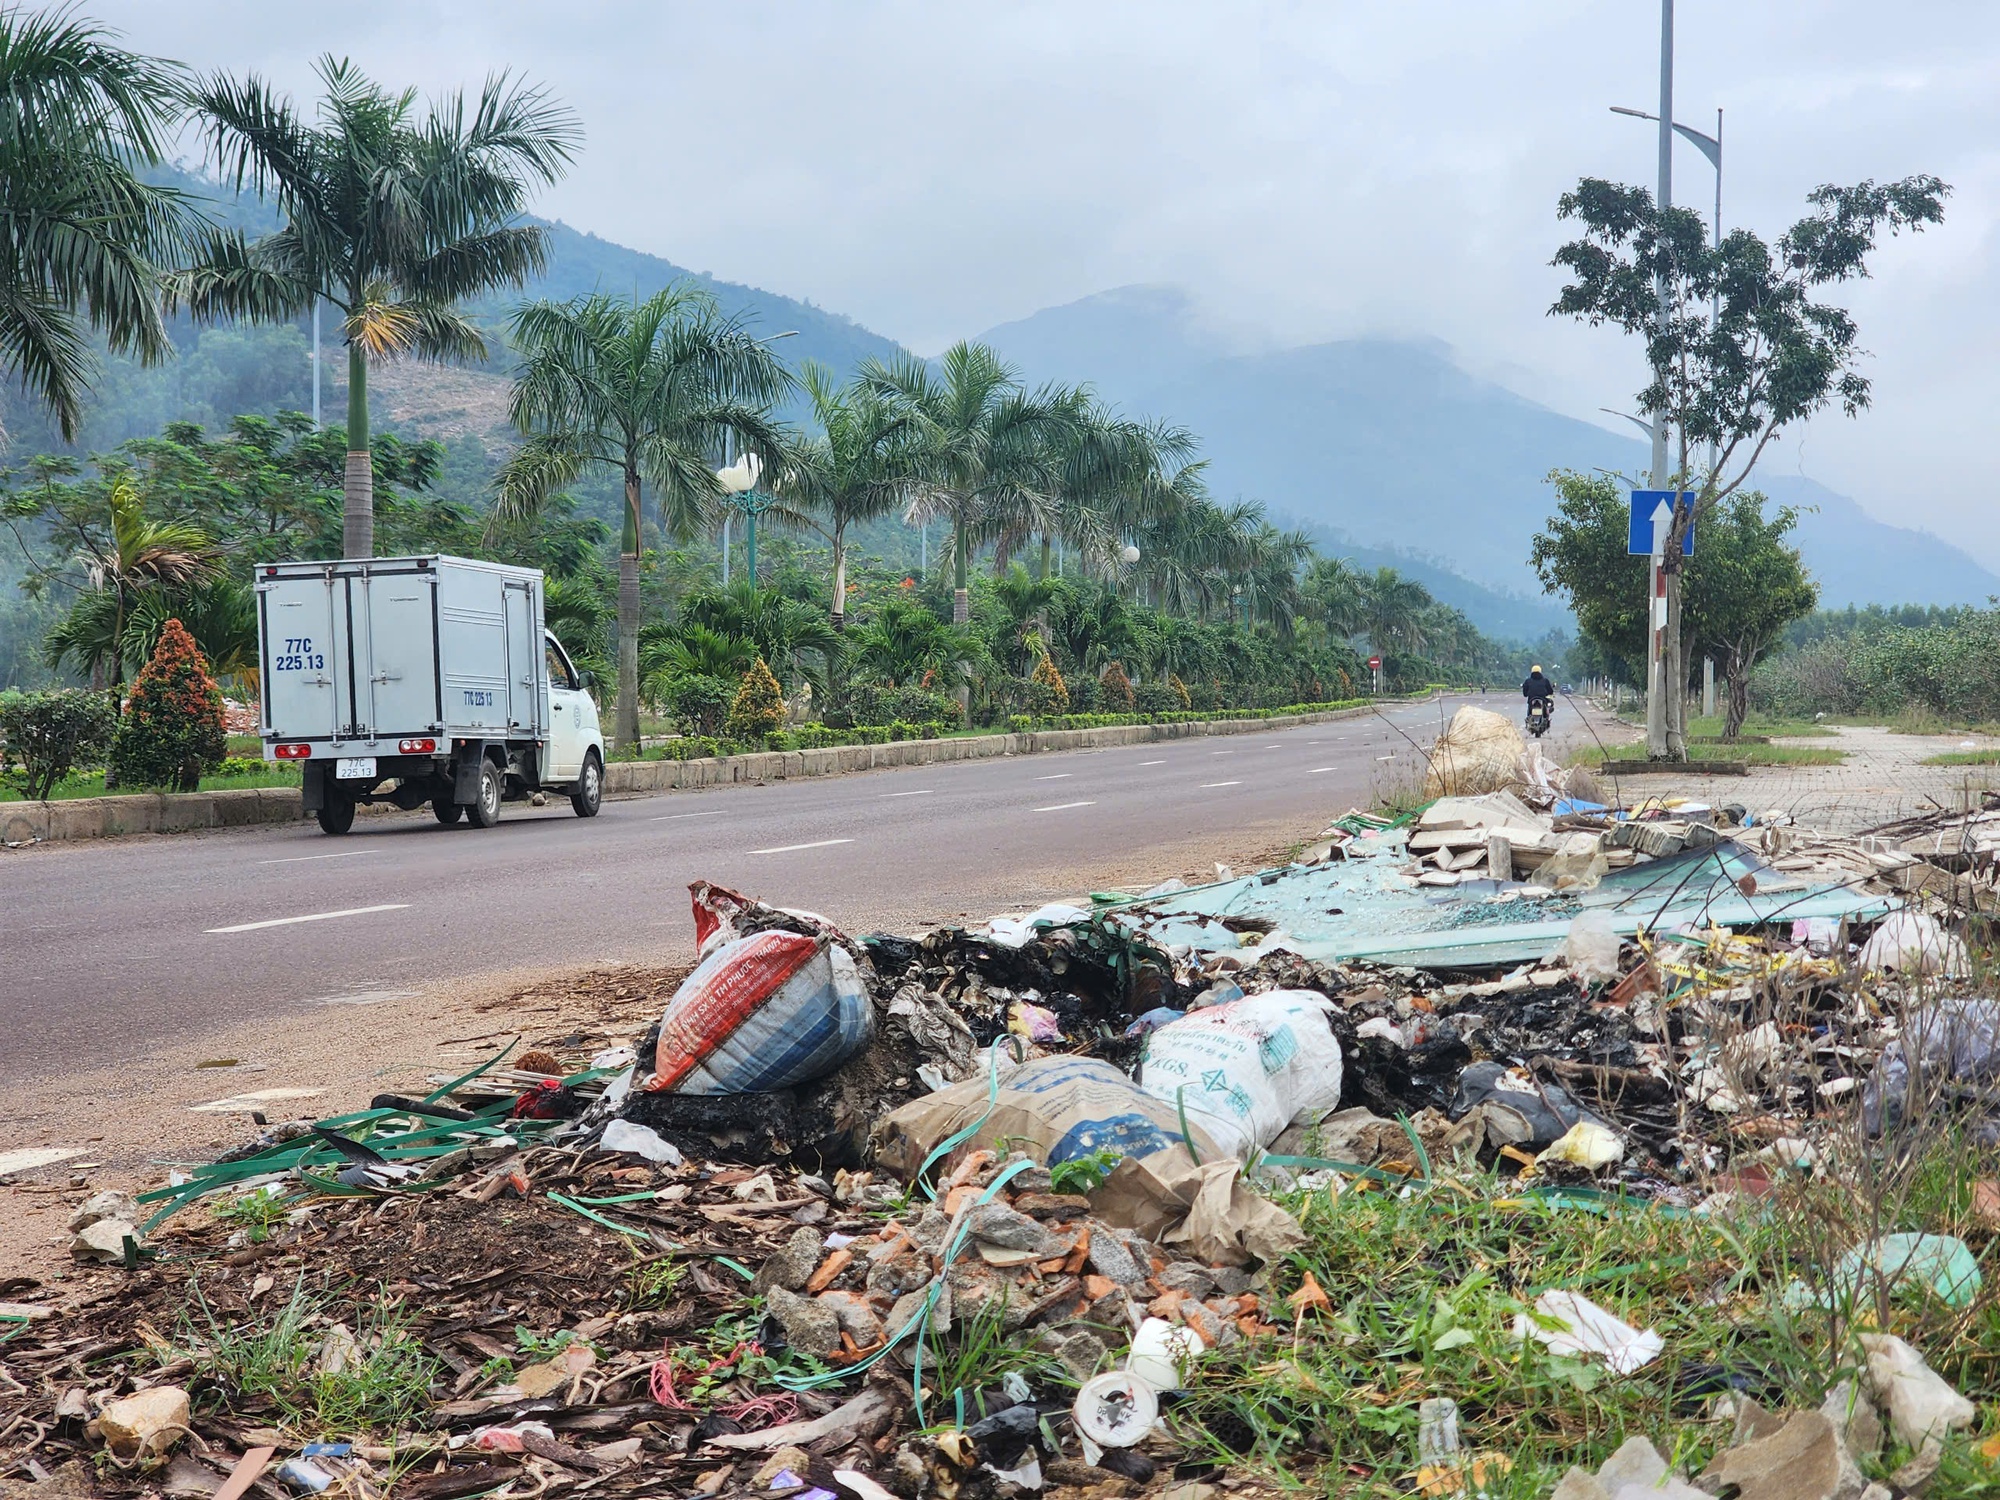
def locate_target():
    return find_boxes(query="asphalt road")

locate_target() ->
[0,695,1606,1082]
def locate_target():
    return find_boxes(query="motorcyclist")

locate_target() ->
[1521,664,1555,725]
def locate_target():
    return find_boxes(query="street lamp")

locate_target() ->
[1610,103,1722,250]
[715,450,772,586]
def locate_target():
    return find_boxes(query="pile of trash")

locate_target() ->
[12,741,2000,1493]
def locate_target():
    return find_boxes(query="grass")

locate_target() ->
[1573,741,1847,767]
[1183,1140,2000,1496]
[172,1279,438,1436]
[1684,713,1838,739]
[1924,750,2000,767]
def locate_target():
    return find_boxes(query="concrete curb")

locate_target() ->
[3,699,1430,848]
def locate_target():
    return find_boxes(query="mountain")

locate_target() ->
[976,286,2000,611]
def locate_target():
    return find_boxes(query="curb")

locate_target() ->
[2,698,1432,848]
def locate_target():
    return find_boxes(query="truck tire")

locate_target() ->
[570,751,603,818]
[316,795,356,836]
[432,796,463,826]
[467,760,503,828]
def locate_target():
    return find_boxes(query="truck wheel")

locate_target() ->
[316,795,356,836]
[432,796,463,826]
[570,752,603,818]
[467,760,503,828]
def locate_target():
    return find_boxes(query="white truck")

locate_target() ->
[256,554,605,835]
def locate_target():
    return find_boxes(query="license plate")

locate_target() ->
[336,757,377,779]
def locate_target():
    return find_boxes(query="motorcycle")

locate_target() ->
[1526,700,1552,739]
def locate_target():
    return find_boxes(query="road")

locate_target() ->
[0,695,1607,1082]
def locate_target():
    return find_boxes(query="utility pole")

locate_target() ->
[1644,0,1675,760]
[311,302,321,428]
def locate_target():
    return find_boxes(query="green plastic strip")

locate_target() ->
[547,1192,651,1240]
[913,1036,1027,1200]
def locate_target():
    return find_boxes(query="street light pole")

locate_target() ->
[1648,0,1674,760]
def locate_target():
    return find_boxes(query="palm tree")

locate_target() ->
[679,581,843,696]
[496,287,791,751]
[180,56,580,559]
[849,598,966,687]
[1302,556,1368,639]
[47,477,220,689]
[862,342,1072,626]
[1361,567,1433,655]
[780,364,913,628]
[0,9,195,440]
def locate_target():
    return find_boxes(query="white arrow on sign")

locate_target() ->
[1650,499,1672,559]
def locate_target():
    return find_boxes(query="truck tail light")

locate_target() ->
[274,743,312,759]
[399,738,437,754]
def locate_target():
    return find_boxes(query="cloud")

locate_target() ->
[86,0,2000,563]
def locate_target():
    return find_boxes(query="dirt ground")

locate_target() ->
[0,826,1308,1285]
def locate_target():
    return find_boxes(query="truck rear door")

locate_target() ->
[359,568,440,738]
[503,578,541,736]
[260,573,340,743]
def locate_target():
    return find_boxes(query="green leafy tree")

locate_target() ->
[726,655,785,739]
[0,687,117,798]
[1530,470,1817,735]
[1098,659,1135,711]
[1551,171,1946,755]
[108,617,226,791]
[180,56,581,558]
[0,9,196,441]
[497,287,790,753]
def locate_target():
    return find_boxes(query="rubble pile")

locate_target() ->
[10,758,2000,1494]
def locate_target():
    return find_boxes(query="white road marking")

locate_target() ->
[1307,766,1335,774]
[1201,780,1242,788]
[257,848,381,865]
[881,789,934,798]
[1033,773,1072,781]
[1033,800,1096,812]
[208,903,409,934]
[1138,760,1166,766]
[1377,754,1395,761]
[650,809,726,821]
[1210,749,1234,755]
[749,838,854,855]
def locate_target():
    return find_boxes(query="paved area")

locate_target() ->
[1626,724,2000,833]
[0,695,1618,1086]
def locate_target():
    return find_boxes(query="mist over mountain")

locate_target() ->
[976,286,1999,613]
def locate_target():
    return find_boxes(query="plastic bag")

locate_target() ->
[1558,910,1621,982]
[1137,991,1343,1160]
[1423,707,1526,798]
[1859,910,1967,975]
[1861,998,2000,1137]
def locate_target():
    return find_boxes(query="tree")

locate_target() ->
[0,9,195,441]
[1027,649,1069,716]
[497,287,791,752]
[726,656,785,739]
[1551,171,1946,755]
[0,687,117,799]
[1360,567,1431,655]
[1302,555,1368,639]
[182,56,581,558]
[108,617,226,790]
[863,342,1073,627]
[1530,469,1817,736]
[779,364,913,628]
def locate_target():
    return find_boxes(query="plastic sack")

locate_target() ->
[644,886,873,1095]
[1831,1233,1981,1309]
[1861,998,2000,1137]
[1136,990,1343,1160]
[872,1053,1218,1178]
[1423,707,1526,798]
[1858,910,1967,976]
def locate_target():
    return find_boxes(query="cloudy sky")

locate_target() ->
[94,1,2000,562]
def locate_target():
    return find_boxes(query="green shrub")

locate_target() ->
[0,687,118,800]
[663,674,734,736]
[727,657,787,738]
[1098,660,1135,710]
[109,620,227,792]
[1133,682,1179,714]
[1168,674,1192,710]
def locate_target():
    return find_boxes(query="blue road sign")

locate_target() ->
[1629,490,1696,556]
